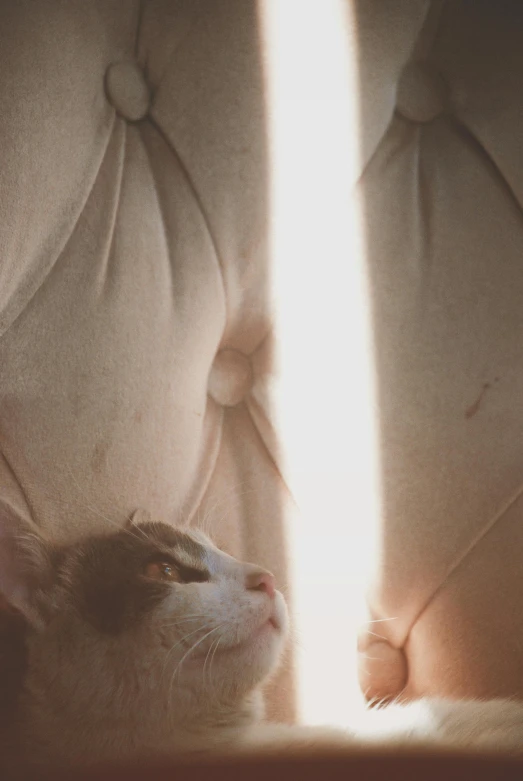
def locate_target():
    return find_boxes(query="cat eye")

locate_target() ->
[143,557,210,585]
[143,561,181,582]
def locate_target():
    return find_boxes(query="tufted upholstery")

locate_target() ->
[0,0,293,721]
[356,0,523,704]
[2,0,523,727]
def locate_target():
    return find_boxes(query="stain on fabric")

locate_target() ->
[465,382,491,419]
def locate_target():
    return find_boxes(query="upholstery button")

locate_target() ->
[358,636,408,702]
[208,349,253,407]
[396,62,447,123]
[105,61,150,121]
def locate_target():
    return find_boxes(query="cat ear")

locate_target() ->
[0,499,52,627]
[127,508,152,527]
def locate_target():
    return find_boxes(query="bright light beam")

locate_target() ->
[259,0,381,726]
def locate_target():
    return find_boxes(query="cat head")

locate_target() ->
[0,502,288,747]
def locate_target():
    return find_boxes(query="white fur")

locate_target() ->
[2,528,289,770]
[231,698,523,758]
[2,519,523,772]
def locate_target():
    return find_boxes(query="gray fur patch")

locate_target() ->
[57,523,210,634]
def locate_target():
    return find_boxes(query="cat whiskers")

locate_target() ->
[362,629,389,641]
[168,624,225,700]
[202,638,216,685]
[158,615,212,629]
[202,635,222,693]
[160,624,211,682]
[207,637,222,698]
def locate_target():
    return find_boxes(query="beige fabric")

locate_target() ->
[356,0,523,702]
[0,0,292,721]
[2,0,523,725]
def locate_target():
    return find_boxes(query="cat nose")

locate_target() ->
[245,569,276,599]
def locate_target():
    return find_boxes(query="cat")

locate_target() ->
[0,503,523,777]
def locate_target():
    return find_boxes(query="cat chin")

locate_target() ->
[233,590,288,666]
[195,616,284,670]
[176,599,286,690]
[224,619,286,686]
[211,588,287,659]
[180,611,286,699]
